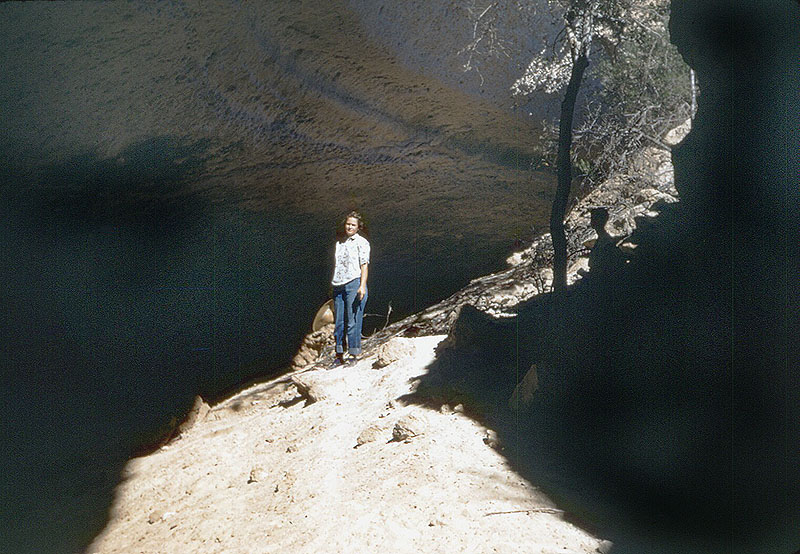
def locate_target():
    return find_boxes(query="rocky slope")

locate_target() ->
[291,122,687,370]
[87,336,607,554]
[0,6,566,548]
[15,0,798,550]
[88,118,687,554]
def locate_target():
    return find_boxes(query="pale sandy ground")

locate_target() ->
[88,336,603,553]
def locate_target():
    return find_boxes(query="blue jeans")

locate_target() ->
[332,278,367,356]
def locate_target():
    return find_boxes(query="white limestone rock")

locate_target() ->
[392,412,427,441]
[374,338,417,368]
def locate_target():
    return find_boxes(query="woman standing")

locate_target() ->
[330,211,370,366]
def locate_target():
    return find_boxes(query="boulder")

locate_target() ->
[291,324,334,370]
[508,365,539,413]
[290,374,329,404]
[177,395,210,436]
[482,429,501,450]
[438,304,507,353]
[596,539,614,554]
[374,337,417,368]
[392,412,427,441]
[356,424,386,447]
[663,118,691,146]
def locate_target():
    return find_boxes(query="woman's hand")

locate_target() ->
[358,263,368,301]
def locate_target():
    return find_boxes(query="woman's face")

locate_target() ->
[344,216,360,237]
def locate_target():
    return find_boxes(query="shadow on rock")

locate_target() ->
[405,1,799,551]
[404,197,796,553]
[1,136,216,554]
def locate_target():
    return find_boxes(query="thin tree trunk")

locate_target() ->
[550,52,589,291]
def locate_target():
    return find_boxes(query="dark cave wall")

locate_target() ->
[668,0,800,546]
[408,2,798,552]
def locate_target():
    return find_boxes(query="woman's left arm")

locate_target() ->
[358,263,368,300]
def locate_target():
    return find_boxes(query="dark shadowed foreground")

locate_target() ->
[406,1,799,552]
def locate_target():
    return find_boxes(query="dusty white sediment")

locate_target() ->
[88,336,602,554]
